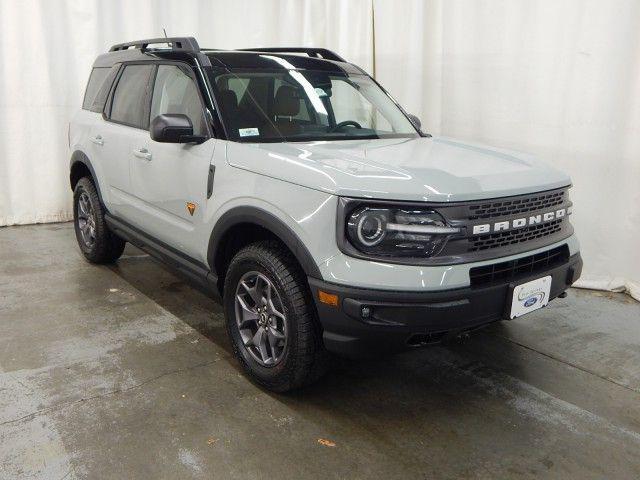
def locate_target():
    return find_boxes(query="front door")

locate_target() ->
[128,64,216,258]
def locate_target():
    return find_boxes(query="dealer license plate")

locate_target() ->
[509,276,552,319]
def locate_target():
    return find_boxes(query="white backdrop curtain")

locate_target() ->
[0,0,373,225]
[0,0,637,299]
[374,0,640,299]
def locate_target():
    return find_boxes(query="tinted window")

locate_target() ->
[89,65,120,113]
[212,70,416,142]
[110,65,153,128]
[83,68,110,110]
[150,65,206,136]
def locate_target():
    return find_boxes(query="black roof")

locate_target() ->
[93,37,365,74]
[205,51,365,74]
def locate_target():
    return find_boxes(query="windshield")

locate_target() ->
[210,67,419,142]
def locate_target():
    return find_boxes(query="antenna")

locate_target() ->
[163,28,168,39]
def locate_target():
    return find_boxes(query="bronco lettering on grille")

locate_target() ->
[472,207,571,235]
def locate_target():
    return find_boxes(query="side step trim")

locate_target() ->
[105,213,220,300]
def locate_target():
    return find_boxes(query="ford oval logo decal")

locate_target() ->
[524,297,538,308]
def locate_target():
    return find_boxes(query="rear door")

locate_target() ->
[127,63,216,257]
[98,64,154,219]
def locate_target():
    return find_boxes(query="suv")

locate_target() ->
[70,37,582,391]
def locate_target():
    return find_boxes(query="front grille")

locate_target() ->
[468,190,565,220]
[469,218,564,252]
[469,244,569,287]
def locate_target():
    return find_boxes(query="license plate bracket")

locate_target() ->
[507,276,552,319]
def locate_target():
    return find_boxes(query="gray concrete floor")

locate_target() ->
[1,223,639,480]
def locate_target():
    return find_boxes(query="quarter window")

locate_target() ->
[109,64,154,128]
[82,67,110,110]
[150,65,206,136]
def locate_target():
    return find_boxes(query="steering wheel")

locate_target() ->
[329,120,363,132]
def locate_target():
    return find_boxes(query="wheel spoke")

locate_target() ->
[267,327,283,357]
[79,195,90,217]
[241,330,254,346]
[240,280,262,306]
[252,329,268,362]
[268,326,285,340]
[254,276,270,308]
[268,300,286,320]
[236,296,258,330]
[262,277,272,303]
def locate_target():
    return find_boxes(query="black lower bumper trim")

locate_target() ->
[309,252,582,358]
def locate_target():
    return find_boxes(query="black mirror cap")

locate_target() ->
[407,113,422,131]
[150,114,203,143]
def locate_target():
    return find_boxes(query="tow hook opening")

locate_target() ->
[407,329,480,347]
[407,332,447,347]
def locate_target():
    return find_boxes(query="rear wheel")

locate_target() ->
[223,241,327,392]
[73,177,125,263]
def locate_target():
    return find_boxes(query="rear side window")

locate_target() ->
[109,64,154,128]
[82,68,110,110]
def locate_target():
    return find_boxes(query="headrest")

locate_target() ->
[219,89,238,112]
[273,85,300,117]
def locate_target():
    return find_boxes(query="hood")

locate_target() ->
[226,136,571,202]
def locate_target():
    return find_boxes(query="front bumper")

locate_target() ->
[309,252,582,358]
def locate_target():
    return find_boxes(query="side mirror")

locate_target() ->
[150,114,205,144]
[407,113,422,131]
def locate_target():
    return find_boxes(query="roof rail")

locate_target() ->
[109,37,200,53]
[236,47,346,62]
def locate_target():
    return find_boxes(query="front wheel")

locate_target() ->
[223,241,327,392]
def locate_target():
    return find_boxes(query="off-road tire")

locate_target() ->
[223,240,328,392]
[73,177,125,264]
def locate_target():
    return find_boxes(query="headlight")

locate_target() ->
[346,206,460,258]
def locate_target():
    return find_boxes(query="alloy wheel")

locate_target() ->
[77,192,96,248]
[234,271,288,366]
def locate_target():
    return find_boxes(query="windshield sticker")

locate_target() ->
[239,127,259,137]
[314,87,328,97]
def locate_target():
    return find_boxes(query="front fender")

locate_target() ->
[207,205,322,279]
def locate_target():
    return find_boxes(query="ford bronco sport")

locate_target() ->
[69,37,582,391]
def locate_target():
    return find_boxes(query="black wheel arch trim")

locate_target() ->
[208,206,322,279]
[70,150,105,206]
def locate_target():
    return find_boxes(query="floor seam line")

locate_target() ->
[0,357,225,427]
[489,333,640,394]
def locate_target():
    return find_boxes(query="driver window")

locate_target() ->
[150,65,206,136]
[330,79,392,131]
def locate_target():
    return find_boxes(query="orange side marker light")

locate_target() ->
[318,290,339,307]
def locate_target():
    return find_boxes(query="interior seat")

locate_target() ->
[218,89,240,132]
[272,85,302,136]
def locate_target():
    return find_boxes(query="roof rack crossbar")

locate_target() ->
[109,37,200,53]
[236,47,346,62]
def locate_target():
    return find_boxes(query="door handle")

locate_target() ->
[90,135,104,146]
[133,148,152,161]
